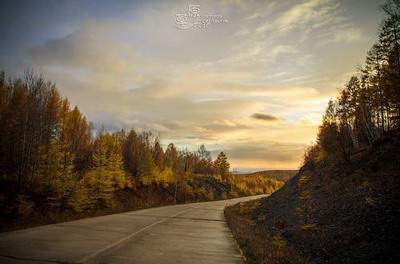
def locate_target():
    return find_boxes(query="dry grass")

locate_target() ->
[225,200,309,264]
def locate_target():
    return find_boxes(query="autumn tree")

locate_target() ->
[165,143,179,172]
[194,145,214,175]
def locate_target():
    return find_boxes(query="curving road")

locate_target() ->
[0,195,265,264]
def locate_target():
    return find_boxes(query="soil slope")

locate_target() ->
[226,133,400,264]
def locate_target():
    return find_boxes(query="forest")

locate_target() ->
[0,73,283,230]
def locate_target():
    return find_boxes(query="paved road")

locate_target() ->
[0,195,265,264]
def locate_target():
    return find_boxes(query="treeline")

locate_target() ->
[0,72,281,228]
[305,0,400,166]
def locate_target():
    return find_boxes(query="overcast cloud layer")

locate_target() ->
[0,0,385,171]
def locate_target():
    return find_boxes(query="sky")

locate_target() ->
[0,0,386,172]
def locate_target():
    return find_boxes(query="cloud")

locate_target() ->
[251,113,280,122]
[254,0,322,33]
[226,142,305,162]
[269,0,341,33]
[219,140,308,170]
[30,21,136,73]
[23,11,326,170]
[317,27,364,46]
[2,0,379,171]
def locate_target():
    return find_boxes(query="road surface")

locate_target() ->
[0,195,265,264]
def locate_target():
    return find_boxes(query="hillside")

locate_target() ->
[225,132,400,264]
[226,3,400,262]
[237,170,298,182]
[0,173,284,232]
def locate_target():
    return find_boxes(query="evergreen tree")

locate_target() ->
[152,138,165,171]
[122,130,140,178]
[214,152,230,181]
